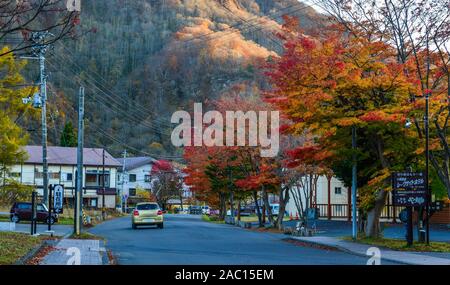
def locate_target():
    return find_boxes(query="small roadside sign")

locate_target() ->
[53,184,64,214]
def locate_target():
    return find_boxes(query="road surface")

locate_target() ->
[90,214,399,265]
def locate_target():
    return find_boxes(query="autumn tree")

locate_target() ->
[317,0,450,198]
[151,160,184,210]
[0,0,79,57]
[0,47,36,190]
[265,24,419,237]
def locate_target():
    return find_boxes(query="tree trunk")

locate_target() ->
[276,186,289,230]
[253,191,263,227]
[230,191,235,223]
[365,189,388,238]
[237,200,241,222]
[262,185,274,225]
[219,192,226,220]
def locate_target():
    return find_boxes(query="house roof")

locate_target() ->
[24,145,121,167]
[116,156,156,171]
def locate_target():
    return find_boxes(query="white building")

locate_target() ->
[5,145,121,209]
[116,156,156,199]
[116,157,193,208]
[285,175,351,220]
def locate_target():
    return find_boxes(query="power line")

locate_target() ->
[217,2,283,50]
[48,51,173,128]
[46,58,174,136]
[54,42,172,127]
[170,0,322,50]
[92,126,183,160]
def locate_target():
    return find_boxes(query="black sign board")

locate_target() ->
[392,172,425,190]
[392,172,426,207]
[392,188,426,206]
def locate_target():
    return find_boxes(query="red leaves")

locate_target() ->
[151,160,173,174]
[359,111,402,123]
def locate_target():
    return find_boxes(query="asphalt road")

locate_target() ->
[90,214,399,265]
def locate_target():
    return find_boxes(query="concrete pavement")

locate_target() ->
[290,236,450,265]
[40,239,107,265]
[282,220,450,242]
[89,214,400,265]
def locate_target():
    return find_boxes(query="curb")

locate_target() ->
[14,239,55,265]
[286,237,410,265]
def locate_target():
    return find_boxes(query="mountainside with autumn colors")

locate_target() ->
[31,0,323,158]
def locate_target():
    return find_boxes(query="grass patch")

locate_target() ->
[344,236,450,252]
[69,231,104,240]
[57,217,74,225]
[202,214,225,224]
[0,232,44,265]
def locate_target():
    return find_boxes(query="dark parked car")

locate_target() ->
[10,202,58,224]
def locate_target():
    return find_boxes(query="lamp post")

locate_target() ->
[404,91,431,245]
[351,126,357,240]
[424,91,430,245]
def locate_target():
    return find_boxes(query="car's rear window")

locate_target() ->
[137,204,159,210]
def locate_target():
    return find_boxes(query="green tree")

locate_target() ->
[60,121,77,147]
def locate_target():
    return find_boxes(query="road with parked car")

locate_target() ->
[89,214,399,265]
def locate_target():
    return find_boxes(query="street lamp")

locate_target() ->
[424,92,430,245]
[405,91,431,245]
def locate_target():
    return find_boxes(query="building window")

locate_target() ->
[35,168,43,179]
[129,174,136,182]
[129,188,136,196]
[85,170,110,187]
[9,172,21,178]
[335,187,342,194]
[66,173,73,181]
[49,172,60,179]
[144,175,151,182]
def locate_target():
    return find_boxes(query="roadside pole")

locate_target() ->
[121,149,127,212]
[351,126,357,239]
[47,184,52,231]
[75,86,85,235]
[424,92,430,245]
[406,206,413,246]
[102,148,106,220]
[31,191,37,235]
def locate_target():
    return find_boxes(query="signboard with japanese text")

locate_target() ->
[392,172,425,190]
[53,184,64,214]
[392,172,426,207]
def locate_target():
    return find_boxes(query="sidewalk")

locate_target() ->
[282,219,450,242]
[290,236,450,265]
[40,239,107,265]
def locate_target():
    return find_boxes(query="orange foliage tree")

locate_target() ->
[265,21,421,237]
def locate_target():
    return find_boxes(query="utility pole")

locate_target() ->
[75,86,85,235]
[424,91,430,245]
[30,32,50,205]
[351,126,358,240]
[102,148,106,220]
[121,149,127,212]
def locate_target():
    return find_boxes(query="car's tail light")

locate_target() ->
[133,210,139,216]
[157,210,163,215]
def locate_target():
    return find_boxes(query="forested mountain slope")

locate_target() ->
[28,0,323,158]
